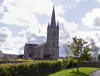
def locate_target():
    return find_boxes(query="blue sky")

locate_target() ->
[0,0,100,56]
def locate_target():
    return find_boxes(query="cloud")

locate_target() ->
[0,27,17,54]
[97,0,100,2]
[66,0,88,8]
[0,27,27,54]
[71,30,100,47]
[74,0,81,3]
[0,0,53,26]
[82,8,100,29]
[94,17,100,26]
[57,17,78,32]
[0,7,4,13]
[60,29,100,56]
[17,16,79,55]
[1,34,27,54]
[55,5,65,16]
[74,0,88,3]
[0,0,98,57]
[0,0,53,54]
[57,17,78,44]
[18,25,47,44]
[0,27,11,44]
[55,16,78,44]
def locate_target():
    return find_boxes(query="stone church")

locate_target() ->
[24,7,59,60]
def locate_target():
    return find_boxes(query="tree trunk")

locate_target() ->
[72,61,74,72]
[77,58,79,72]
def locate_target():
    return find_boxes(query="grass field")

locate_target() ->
[48,67,100,76]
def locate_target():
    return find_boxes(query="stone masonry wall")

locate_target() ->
[79,62,100,67]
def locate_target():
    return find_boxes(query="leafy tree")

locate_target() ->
[63,43,71,76]
[63,43,71,68]
[18,54,24,58]
[69,37,88,72]
[63,43,71,57]
[80,45,92,61]
[90,39,99,61]
[67,56,76,72]
[98,54,100,61]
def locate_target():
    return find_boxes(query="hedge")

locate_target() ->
[0,60,63,76]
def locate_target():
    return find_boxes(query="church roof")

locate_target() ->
[25,44,38,48]
[34,42,47,48]
[25,44,38,46]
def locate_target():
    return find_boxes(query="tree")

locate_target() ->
[63,43,71,76]
[69,37,88,72]
[90,39,99,61]
[67,56,75,72]
[18,54,24,58]
[80,45,92,61]
[63,43,71,57]
[98,54,100,61]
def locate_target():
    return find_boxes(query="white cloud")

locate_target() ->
[55,5,64,16]
[82,8,100,28]
[0,0,65,45]
[26,23,47,37]
[0,0,97,56]
[0,0,65,55]
[0,0,53,26]
[71,30,100,47]
[74,0,81,3]
[0,27,27,54]
[1,34,27,54]
[74,0,88,3]
[0,27,11,44]
[57,17,78,32]
[97,0,100,2]
[0,0,65,39]
[60,29,100,56]
[55,16,78,44]
[0,0,53,54]
[0,7,4,13]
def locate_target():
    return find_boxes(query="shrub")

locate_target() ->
[0,60,63,76]
[98,54,100,61]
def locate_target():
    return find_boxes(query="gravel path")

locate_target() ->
[90,70,100,76]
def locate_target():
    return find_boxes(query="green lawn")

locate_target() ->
[48,67,100,76]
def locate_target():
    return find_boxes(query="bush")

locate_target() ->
[98,54,100,61]
[0,60,63,76]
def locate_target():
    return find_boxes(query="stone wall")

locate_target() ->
[79,62,100,67]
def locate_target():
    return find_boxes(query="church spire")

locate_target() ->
[51,6,56,26]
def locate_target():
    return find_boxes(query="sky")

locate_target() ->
[0,0,100,56]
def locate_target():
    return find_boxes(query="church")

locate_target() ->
[24,7,59,60]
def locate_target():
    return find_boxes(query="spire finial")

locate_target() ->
[53,5,55,11]
[51,6,56,26]
[57,21,59,26]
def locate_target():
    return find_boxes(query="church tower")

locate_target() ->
[47,7,59,59]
